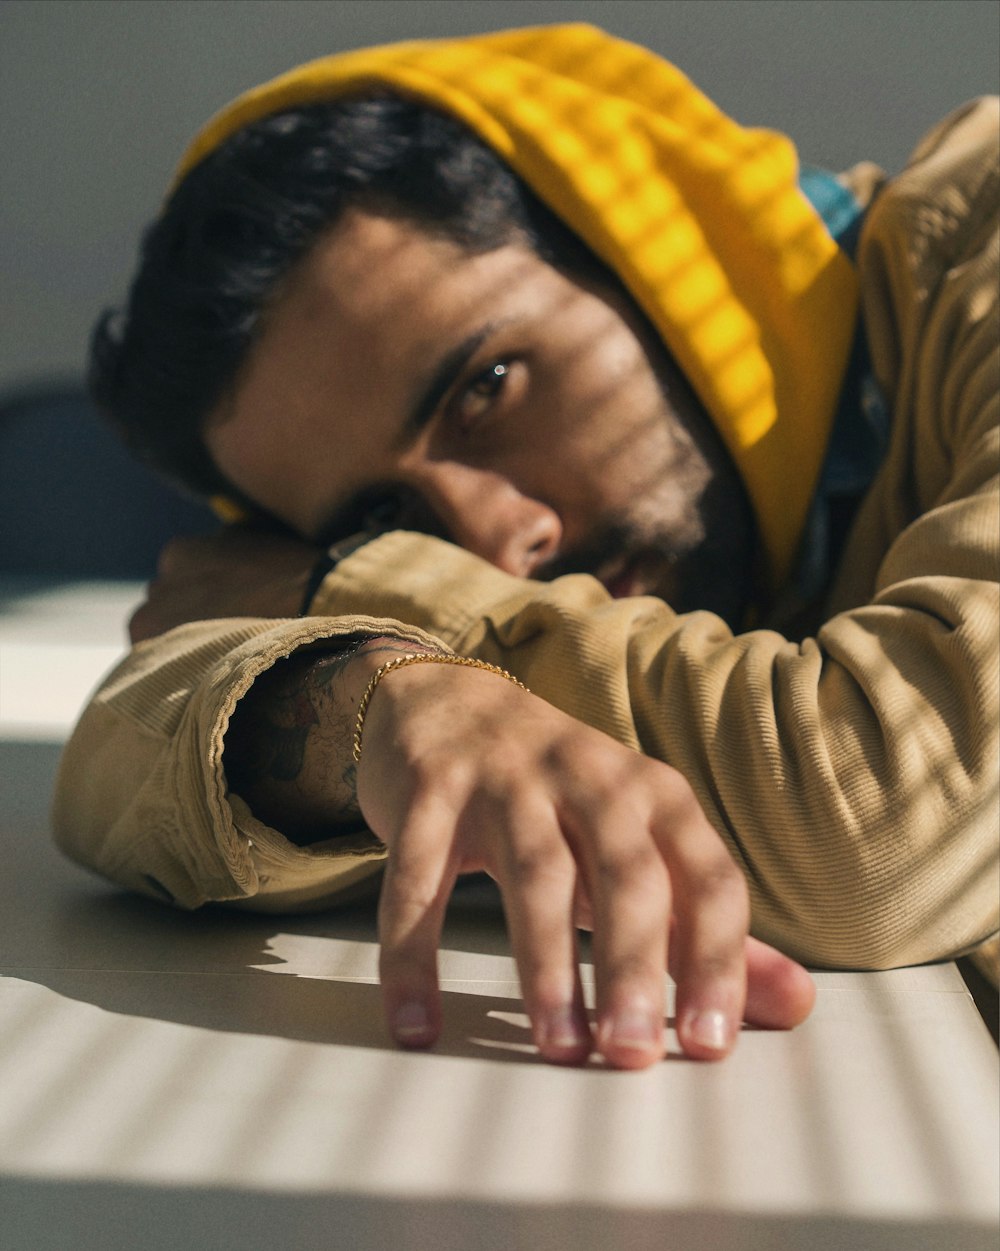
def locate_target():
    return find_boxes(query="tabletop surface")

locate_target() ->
[1,578,997,1251]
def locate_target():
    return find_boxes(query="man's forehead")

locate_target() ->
[286,209,561,329]
[291,211,465,313]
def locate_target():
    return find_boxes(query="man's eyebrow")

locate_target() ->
[397,322,501,446]
[314,321,507,543]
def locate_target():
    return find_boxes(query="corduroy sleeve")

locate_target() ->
[51,614,447,911]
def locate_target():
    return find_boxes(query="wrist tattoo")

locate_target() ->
[223,634,438,837]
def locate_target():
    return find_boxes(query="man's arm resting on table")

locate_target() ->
[219,630,816,1068]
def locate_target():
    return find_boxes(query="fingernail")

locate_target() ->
[602,1007,661,1052]
[542,1007,590,1051]
[393,1001,431,1042]
[686,1009,729,1052]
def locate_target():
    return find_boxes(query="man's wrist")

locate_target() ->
[223,632,444,843]
[338,635,447,706]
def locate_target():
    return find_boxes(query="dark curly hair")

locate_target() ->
[89,94,615,504]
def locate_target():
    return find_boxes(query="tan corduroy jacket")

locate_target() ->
[53,100,1000,984]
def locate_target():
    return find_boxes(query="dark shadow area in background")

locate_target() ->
[2,1174,996,1251]
[0,385,215,579]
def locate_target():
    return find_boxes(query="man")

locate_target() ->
[54,26,998,1068]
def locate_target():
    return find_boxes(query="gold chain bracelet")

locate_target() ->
[352,653,529,763]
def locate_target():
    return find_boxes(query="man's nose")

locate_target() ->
[408,461,562,578]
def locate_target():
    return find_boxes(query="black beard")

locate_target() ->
[535,521,636,583]
[536,473,757,631]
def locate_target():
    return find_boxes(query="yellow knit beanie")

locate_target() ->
[177,23,858,588]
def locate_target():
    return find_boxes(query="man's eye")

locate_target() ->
[453,361,509,427]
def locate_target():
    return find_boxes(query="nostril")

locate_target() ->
[520,516,562,576]
[528,534,558,564]
[410,460,560,574]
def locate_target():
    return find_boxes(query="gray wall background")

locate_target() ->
[2,0,998,392]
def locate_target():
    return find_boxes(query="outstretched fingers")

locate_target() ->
[493,800,592,1065]
[377,793,459,1049]
[651,787,750,1061]
[568,797,671,1070]
[363,662,814,1068]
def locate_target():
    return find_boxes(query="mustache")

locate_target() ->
[536,521,752,628]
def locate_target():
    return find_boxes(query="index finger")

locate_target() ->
[377,793,458,1049]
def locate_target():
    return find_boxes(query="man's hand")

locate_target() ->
[129,526,322,643]
[358,658,814,1068]
[225,639,816,1069]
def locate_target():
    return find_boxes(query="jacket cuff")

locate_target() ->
[309,530,550,643]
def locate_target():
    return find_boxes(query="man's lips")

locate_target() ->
[595,552,680,600]
[538,535,673,601]
[598,553,658,599]
[601,561,641,598]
